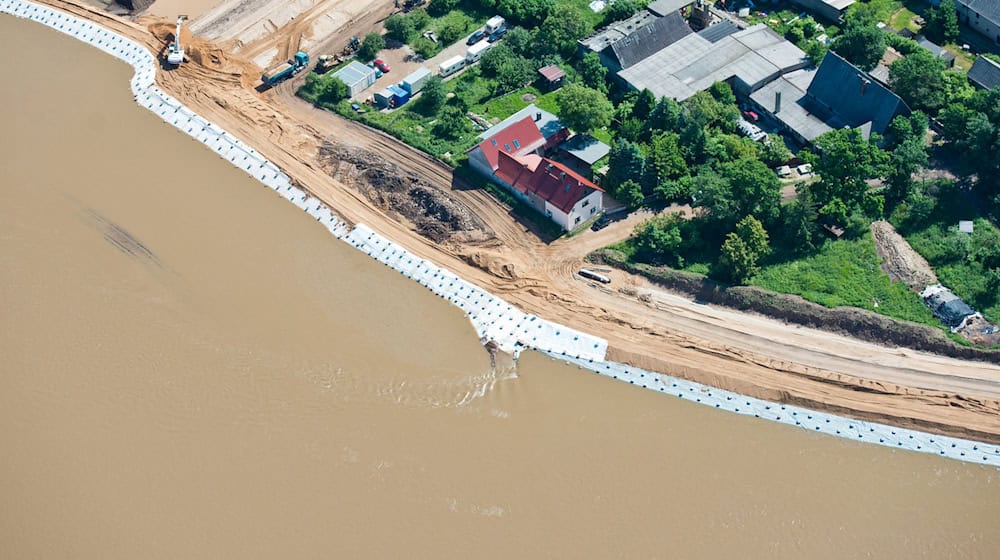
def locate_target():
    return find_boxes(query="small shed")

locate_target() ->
[538,64,566,90]
[560,134,610,168]
[331,60,378,97]
[373,87,394,108]
[401,67,432,95]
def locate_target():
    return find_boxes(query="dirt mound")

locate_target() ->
[318,142,491,243]
[871,220,937,290]
[144,17,261,88]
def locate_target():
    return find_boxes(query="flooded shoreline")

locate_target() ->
[2,10,1000,559]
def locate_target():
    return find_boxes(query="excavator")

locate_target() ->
[166,15,187,66]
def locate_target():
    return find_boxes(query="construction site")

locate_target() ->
[18,0,1000,446]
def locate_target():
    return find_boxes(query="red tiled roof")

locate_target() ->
[470,116,545,170]
[538,64,566,82]
[495,151,603,214]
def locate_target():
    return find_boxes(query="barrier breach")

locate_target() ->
[4,0,999,467]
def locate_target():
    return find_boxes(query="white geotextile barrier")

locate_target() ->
[553,352,1000,467]
[7,0,998,467]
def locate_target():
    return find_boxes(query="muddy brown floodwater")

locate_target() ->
[2,15,1000,560]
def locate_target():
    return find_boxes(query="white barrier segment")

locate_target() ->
[10,0,999,467]
[552,352,1000,467]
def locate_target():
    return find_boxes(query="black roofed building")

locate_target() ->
[968,56,1000,89]
[931,0,1000,45]
[749,51,910,144]
[579,9,693,73]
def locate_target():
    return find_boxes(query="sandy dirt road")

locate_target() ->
[34,0,1000,443]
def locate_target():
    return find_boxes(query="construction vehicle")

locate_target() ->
[315,54,344,74]
[342,35,360,57]
[262,51,310,86]
[166,15,187,66]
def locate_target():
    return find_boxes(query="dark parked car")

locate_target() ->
[591,215,610,231]
[487,25,508,43]
[467,29,486,45]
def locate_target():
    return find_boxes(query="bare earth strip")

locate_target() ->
[872,220,938,290]
[34,0,1000,443]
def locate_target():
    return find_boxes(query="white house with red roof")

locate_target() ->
[467,113,604,232]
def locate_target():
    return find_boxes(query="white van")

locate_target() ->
[485,15,506,34]
[466,41,491,63]
[438,55,466,77]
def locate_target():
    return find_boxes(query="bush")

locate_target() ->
[357,32,385,61]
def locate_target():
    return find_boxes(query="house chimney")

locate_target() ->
[535,111,542,122]
[860,77,870,95]
[774,91,782,114]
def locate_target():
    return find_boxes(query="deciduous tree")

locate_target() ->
[578,51,608,94]
[889,50,947,114]
[357,32,385,61]
[831,23,886,71]
[556,84,613,133]
[719,215,769,284]
[539,5,590,57]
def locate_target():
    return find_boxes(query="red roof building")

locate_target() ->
[495,151,603,214]
[470,116,545,171]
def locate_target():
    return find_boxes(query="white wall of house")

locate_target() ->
[544,189,603,231]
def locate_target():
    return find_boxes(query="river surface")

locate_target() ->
[2,15,1000,559]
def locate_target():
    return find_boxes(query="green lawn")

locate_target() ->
[750,234,939,325]
[473,85,612,144]
[889,7,920,32]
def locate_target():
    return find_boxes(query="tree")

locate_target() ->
[497,0,554,27]
[556,84,613,133]
[602,0,643,24]
[617,179,645,209]
[480,44,515,76]
[758,134,791,167]
[889,50,947,114]
[494,56,537,93]
[885,136,928,206]
[385,13,416,42]
[707,82,736,106]
[357,32,385,61]
[644,97,681,139]
[539,6,590,57]
[606,139,646,190]
[719,215,769,284]
[631,89,657,121]
[302,73,347,104]
[634,214,685,265]
[440,19,466,44]
[696,157,781,228]
[578,51,608,94]
[805,128,889,211]
[427,0,458,17]
[433,105,468,139]
[831,24,886,71]
[643,131,688,192]
[925,0,960,44]
[803,40,828,66]
[779,186,819,256]
[504,26,535,57]
[417,76,446,115]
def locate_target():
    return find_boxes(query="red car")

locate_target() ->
[742,110,759,122]
[374,59,390,72]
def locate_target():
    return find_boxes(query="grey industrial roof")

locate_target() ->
[332,61,376,86]
[580,9,659,53]
[961,0,1000,26]
[750,68,833,142]
[821,0,855,8]
[646,0,692,16]
[803,51,909,137]
[560,134,611,165]
[697,20,741,43]
[610,11,693,69]
[968,56,1000,89]
[478,104,564,141]
[618,24,807,101]
[580,10,693,69]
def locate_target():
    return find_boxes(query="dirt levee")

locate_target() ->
[872,220,938,290]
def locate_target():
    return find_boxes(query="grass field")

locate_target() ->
[750,235,939,325]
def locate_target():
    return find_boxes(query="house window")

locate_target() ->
[582,200,589,208]
[590,207,596,214]
[575,216,581,224]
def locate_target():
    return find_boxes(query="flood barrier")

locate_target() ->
[4,0,999,467]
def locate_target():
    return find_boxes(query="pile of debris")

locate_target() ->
[318,142,490,242]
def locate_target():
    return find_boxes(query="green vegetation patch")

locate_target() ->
[750,234,938,325]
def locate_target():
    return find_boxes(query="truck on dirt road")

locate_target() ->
[262,51,310,86]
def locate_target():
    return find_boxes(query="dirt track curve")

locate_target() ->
[32,0,1000,443]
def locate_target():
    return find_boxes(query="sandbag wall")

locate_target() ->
[4,0,998,467]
